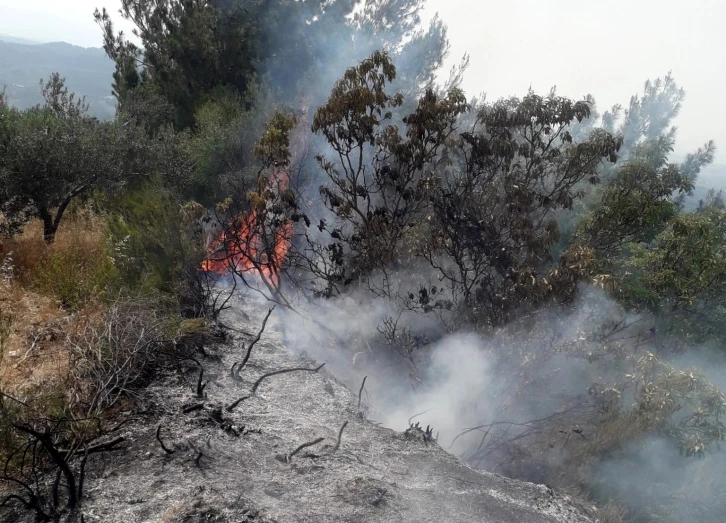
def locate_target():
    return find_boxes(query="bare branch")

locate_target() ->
[233,306,275,379]
[251,363,325,394]
[329,421,348,455]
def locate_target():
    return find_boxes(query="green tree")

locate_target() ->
[303,51,467,297]
[616,207,726,343]
[96,0,460,131]
[577,136,695,259]
[95,0,259,131]
[0,75,119,242]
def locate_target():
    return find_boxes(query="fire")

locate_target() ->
[201,100,309,285]
[200,209,293,286]
[200,147,294,285]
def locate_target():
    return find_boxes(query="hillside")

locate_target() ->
[0,39,115,120]
[0,32,40,45]
[2,296,597,523]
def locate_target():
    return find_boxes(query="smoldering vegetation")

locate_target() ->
[277,283,726,522]
[2,1,724,522]
[219,27,725,519]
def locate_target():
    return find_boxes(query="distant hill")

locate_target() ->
[0,38,116,120]
[683,162,726,210]
[0,31,40,45]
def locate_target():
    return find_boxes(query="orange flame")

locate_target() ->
[201,102,309,285]
[201,208,293,286]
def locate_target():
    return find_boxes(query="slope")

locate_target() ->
[1,293,595,523]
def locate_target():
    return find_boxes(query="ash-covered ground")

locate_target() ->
[11,296,599,523]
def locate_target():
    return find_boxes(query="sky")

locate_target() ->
[0,0,723,159]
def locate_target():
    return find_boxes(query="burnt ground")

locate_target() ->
[4,297,599,523]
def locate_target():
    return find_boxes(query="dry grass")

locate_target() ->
[0,282,72,394]
[0,211,116,396]
[5,211,106,280]
[4,211,118,308]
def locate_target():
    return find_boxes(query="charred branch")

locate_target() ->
[196,366,207,398]
[251,363,325,394]
[329,421,348,455]
[58,437,125,458]
[182,403,205,414]
[408,409,431,426]
[77,445,89,502]
[280,437,325,463]
[156,425,175,455]
[235,307,275,377]
[225,395,251,412]
[357,376,367,412]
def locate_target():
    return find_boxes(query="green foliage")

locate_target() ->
[96,0,456,131]
[106,183,203,295]
[0,75,128,242]
[186,88,273,205]
[578,141,694,258]
[95,1,258,131]
[33,243,119,310]
[617,209,726,341]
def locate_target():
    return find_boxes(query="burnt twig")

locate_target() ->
[156,425,175,455]
[408,409,431,426]
[357,376,367,411]
[285,437,325,462]
[232,307,275,380]
[183,403,205,414]
[371,488,387,507]
[226,395,252,412]
[77,444,89,502]
[251,363,325,394]
[57,436,125,459]
[196,366,207,398]
[329,421,348,455]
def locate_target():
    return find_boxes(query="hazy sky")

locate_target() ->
[1,0,723,159]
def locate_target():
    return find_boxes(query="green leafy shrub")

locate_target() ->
[34,245,118,310]
[105,182,207,316]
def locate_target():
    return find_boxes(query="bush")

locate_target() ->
[186,85,277,206]
[103,182,214,318]
[68,296,172,417]
[105,183,200,291]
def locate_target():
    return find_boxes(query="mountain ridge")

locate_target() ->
[0,38,115,120]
